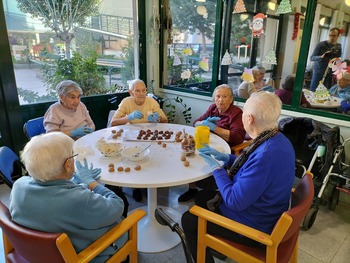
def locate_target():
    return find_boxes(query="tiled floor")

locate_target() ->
[1,183,350,263]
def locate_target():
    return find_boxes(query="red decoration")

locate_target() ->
[292,13,302,41]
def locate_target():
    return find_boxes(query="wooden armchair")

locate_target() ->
[190,172,314,263]
[231,140,252,155]
[0,201,146,263]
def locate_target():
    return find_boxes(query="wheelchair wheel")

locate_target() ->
[302,207,318,230]
[329,186,339,211]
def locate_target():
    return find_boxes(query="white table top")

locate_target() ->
[303,89,341,109]
[74,123,231,188]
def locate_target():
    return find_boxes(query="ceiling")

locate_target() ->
[316,0,350,18]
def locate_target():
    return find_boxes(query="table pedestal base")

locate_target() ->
[132,205,181,253]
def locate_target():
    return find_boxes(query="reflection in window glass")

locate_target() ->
[164,0,217,92]
[3,0,136,105]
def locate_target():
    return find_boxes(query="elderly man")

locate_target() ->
[110,79,168,126]
[310,27,342,91]
[178,84,246,202]
[181,92,295,263]
[10,132,128,263]
[329,71,350,113]
[111,79,168,201]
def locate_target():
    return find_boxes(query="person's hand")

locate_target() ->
[71,127,94,137]
[199,153,221,171]
[71,172,82,184]
[128,110,143,121]
[147,112,160,123]
[75,159,100,185]
[199,144,229,163]
[341,100,350,112]
[89,163,102,180]
[202,116,220,131]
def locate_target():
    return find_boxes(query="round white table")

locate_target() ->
[74,123,230,253]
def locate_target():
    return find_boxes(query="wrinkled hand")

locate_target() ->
[199,144,229,163]
[341,100,350,113]
[147,112,160,123]
[71,127,94,138]
[128,110,143,121]
[202,117,220,131]
[75,159,100,185]
[199,153,222,171]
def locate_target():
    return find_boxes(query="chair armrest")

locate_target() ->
[231,140,252,155]
[57,209,146,263]
[190,205,273,246]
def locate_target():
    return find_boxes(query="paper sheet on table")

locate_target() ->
[74,145,95,161]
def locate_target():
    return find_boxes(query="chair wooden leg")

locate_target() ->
[290,239,298,263]
[197,217,207,263]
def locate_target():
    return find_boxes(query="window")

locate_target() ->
[3,0,139,105]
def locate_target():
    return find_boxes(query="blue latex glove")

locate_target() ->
[341,100,350,112]
[71,127,94,137]
[199,144,230,163]
[75,159,99,185]
[147,112,160,123]
[199,153,222,171]
[71,172,83,184]
[89,163,102,179]
[128,110,143,121]
[202,116,221,131]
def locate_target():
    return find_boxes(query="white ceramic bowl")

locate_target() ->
[121,146,150,162]
[97,142,125,157]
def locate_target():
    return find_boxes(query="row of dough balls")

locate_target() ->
[108,163,141,172]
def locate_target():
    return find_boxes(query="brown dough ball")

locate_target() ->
[117,166,124,172]
[184,161,190,167]
[135,165,141,171]
[108,167,115,172]
[125,167,131,172]
[181,156,186,161]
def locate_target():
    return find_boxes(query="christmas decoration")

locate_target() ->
[221,50,232,65]
[262,49,277,65]
[276,0,292,15]
[183,47,193,56]
[233,0,247,13]
[181,70,191,80]
[292,13,302,41]
[250,13,266,38]
[199,56,209,71]
[241,68,254,83]
[331,58,347,80]
[236,44,250,60]
[173,54,181,66]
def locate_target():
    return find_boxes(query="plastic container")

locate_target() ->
[194,126,210,150]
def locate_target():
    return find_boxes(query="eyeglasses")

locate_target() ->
[65,153,78,163]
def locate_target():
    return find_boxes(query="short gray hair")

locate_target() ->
[129,79,146,91]
[244,92,282,131]
[21,132,74,182]
[212,84,234,100]
[56,80,82,97]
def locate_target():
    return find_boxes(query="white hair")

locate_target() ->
[21,132,74,182]
[212,84,234,100]
[128,79,146,91]
[244,92,282,131]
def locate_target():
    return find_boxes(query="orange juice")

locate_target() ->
[195,126,210,149]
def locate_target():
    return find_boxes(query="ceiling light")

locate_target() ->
[196,0,206,2]
[268,2,276,11]
[319,17,325,26]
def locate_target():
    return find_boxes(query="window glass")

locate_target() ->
[3,0,137,105]
[164,0,218,93]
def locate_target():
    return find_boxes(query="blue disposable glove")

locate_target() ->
[199,153,222,171]
[147,112,160,123]
[202,116,221,131]
[341,100,350,113]
[75,159,100,185]
[71,127,94,137]
[88,163,102,179]
[199,144,230,163]
[71,172,83,184]
[128,110,143,121]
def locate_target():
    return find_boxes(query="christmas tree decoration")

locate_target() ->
[262,49,277,65]
[233,0,247,13]
[199,56,209,71]
[250,13,266,38]
[173,54,181,66]
[183,47,193,56]
[241,68,254,83]
[221,50,232,65]
[181,70,191,80]
[276,0,292,15]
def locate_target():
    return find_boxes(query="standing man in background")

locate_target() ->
[309,27,342,91]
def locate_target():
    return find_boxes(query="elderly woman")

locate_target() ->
[44,80,95,139]
[110,79,168,126]
[10,132,128,263]
[181,92,295,263]
[237,66,274,99]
